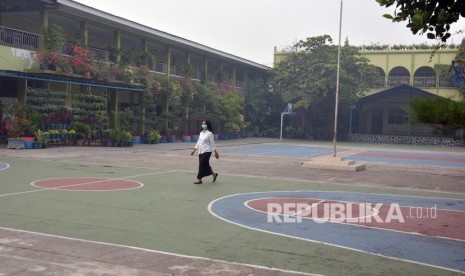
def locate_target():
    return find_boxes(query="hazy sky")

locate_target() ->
[73,0,464,66]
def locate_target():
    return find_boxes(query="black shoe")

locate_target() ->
[194,180,202,184]
[213,173,218,183]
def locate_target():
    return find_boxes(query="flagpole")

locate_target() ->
[332,0,343,157]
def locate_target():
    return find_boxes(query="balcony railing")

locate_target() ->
[207,74,216,83]
[413,77,436,87]
[372,76,385,87]
[388,76,410,87]
[372,76,456,88]
[169,65,179,76]
[0,25,40,50]
[438,77,455,88]
[154,62,166,74]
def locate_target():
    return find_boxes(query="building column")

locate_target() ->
[203,56,208,83]
[141,38,148,51]
[161,45,171,130]
[410,53,414,86]
[184,50,191,77]
[39,10,49,49]
[113,31,121,63]
[385,55,389,87]
[108,89,118,128]
[80,21,88,46]
[165,45,171,79]
[139,93,145,135]
[243,71,248,89]
[219,62,224,82]
[232,66,236,88]
[185,50,191,65]
[18,79,27,104]
[140,38,148,134]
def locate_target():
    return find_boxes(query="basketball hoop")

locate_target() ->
[280,103,296,140]
[451,58,465,86]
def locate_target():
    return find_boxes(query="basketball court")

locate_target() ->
[0,138,464,275]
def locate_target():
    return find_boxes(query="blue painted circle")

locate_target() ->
[209,191,465,272]
[0,162,9,171]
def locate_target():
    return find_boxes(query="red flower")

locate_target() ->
[70,44,94,74]
[37,50,59,66]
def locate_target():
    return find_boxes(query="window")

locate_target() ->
[388,109,408,124]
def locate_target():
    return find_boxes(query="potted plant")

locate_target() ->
[33,129,48,149]
[146,130,161,144]
[182,134,191,143]
[37,24,65,71]
[37,50,60,70]
[5,101,34,149]
[71,121,91,145]
[109,128,122,147]
[191,134,199,142]
[121,130,134,147]
[70,44,94,76]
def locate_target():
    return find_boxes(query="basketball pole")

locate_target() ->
[332,0,343,157]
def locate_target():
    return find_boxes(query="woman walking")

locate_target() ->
[190,120,219,184]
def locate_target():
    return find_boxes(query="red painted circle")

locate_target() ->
[246,197,465,240]
[32,177,142,191]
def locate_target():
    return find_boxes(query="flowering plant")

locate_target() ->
[124,66,135,83]
[37,50,60,69]
[70,44,94,75]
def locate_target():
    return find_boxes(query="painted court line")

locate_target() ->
[174,169,465,197]
[246,198,381,222]
[348,150,465,168]
[0,170,177,198]
[0,226,320,276]
[0,162,9,171]
[245,197,465,242]
[31,177,144,192]
[209,195,461,273]
[208,191,465,273]
[224,145,337,158]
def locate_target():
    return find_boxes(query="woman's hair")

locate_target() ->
[204,120,213,132]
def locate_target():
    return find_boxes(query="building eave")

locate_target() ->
[56,0,269,71]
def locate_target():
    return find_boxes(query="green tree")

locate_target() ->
[218,90,244,134]
[244,78,283,136]
[410,38,465,137]
[189,82,222,132]
[377,0,465,42]
[452,38,465,97]
[270,35,377,139]
[411,97,465,131]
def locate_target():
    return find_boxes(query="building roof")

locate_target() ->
[356,85,441,107]
[0,0,58,12]
[56,0,269,71]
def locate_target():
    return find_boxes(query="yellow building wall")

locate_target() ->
[360,49,457,76]
[274,47,462,100]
